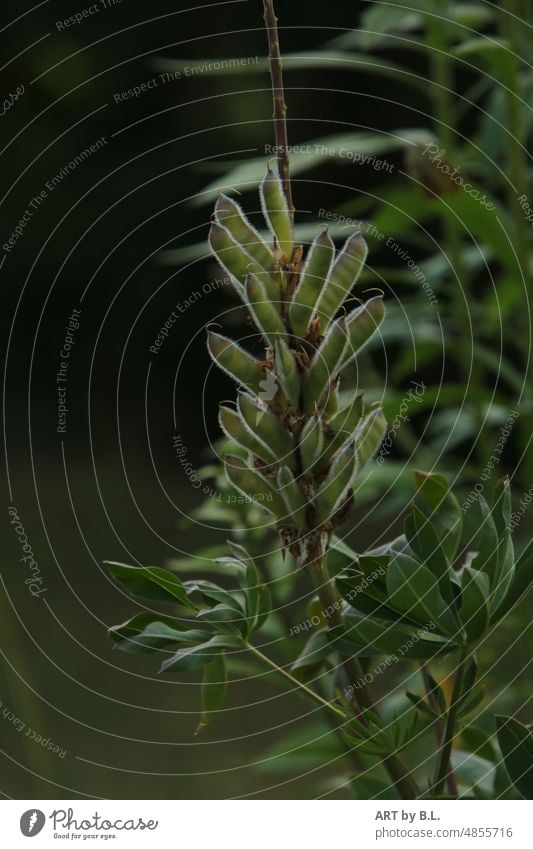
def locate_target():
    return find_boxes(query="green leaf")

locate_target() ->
[460,566,490,642]
[105,562,197,608]
[160,634,241,673]
[197,652,228,733]
[109,614,194,654]
[495,538,533,618]
[196,604,247,636]
[461,726,497,763]
[184,579,245,612]
[335,611,453,659]
[386,553,460,638]
[414,471,463,562]
[291,629,331,682]
[405,504,454,604]
[496,716,533,799]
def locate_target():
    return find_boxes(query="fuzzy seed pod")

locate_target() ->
[224,455,286,518]
[274,338,301,409]
[289,227,334,339]
[354,408,387,470]
[342,296,385,365]
[214,194,274,271]
[260,164,294,261]
[208,222,255,291]
[302,316,348,415]
[245,274,286,347]
[299,416,325,474]
[314,441,358,526]
[277,466,307,529]
[207,331,265,396]
[238,392,295,467]
[218,405,277,465]
[317,232,367,329]
[329,392,364,435]
[319,393,365,470]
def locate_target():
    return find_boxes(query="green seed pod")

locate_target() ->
[238,392,295,467]
[302,317,348,415]
[245,274,286,347]
[289,227,334,339]
[299,416,325,474]
[319,393,364,469]
[209,222,255,291]
[277,466,307,529]
[317,232,367,329]
[214,194,274,271]
[260,164,294,261]
[323,383,339,417]
[218,405,277,465]
[314,440,358,526]
[329,392,364,434]
[354,408,387,470]
[225,454,286,518]
[207,331,265,396]
[274,338,300,409]
[342,296,385,365]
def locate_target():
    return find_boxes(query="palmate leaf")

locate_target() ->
[109,613,192,654]
[404,504,455,604]
[385,552,460,639]
[160,634,242,673]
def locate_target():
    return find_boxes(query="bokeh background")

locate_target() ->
[1,0,531,799]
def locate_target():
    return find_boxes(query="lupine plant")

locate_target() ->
[105,1,532,800]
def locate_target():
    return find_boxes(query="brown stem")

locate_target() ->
[262,0,294,216]
[421,664,458,797]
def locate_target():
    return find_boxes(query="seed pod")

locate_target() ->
[329,392,364,434]
[207,331,265,396]
[323,383,339,417]
[289,227,334,339]
[245,274,286,347]
[302,317,348,415]
[342,296,385,365]
[277,466,307,529]
[209,222,254,291]
[214,194,274,271]
[319,393,364,469]
[314,441,358,526]
[317,232,367,329]
[299,416,325,474]
[274,338,300,409]
[354,408,387,470]
[260,164,294,261]
[225,455,286,518]
[218,405,277,465]
[238,392,295,467]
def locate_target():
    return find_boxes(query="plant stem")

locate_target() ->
[245,641,345,720]
[262,0,294,217]
[432,649,468,797]
[308,555,420,800]
[421,664,458,797]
